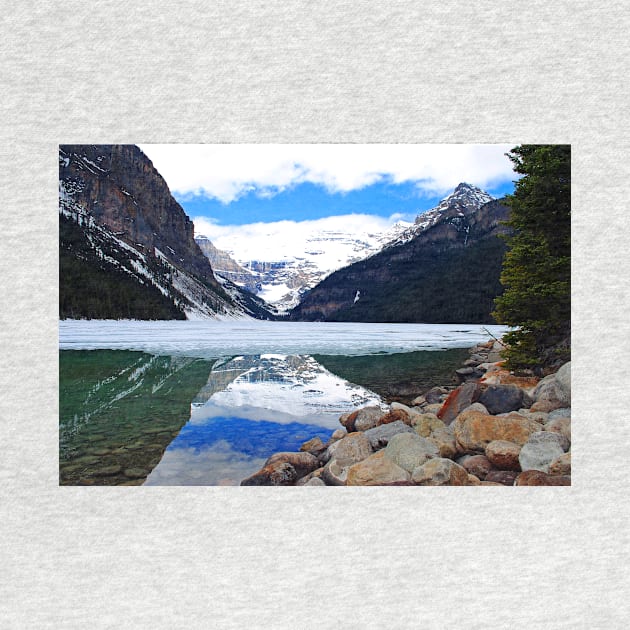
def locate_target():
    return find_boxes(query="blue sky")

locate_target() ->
[171,178,516,226]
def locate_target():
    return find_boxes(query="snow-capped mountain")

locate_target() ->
[196,219,412,314]
[387,182,495,247]
[194,183,495,315]
[59,145,275,321]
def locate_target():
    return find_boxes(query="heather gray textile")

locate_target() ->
[1,1,627,628]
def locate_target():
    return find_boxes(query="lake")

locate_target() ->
[59,320,508,485]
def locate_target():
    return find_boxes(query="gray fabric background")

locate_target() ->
[1,1,627,627]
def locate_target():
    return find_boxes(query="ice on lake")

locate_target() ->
[59,320,509,358]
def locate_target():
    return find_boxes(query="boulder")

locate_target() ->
[478,384,527,415]
[548,452,571,476]
[548,407,571,420]
[530,399,563,413]
[467,474,482,486]
[437,382,481,425]
[424,386,449,405]
[484,470,519,486]
[411,458,469,486]
[555,362,571,405]
[454,409,542,453]
[346,451,411,486]
[325,432,373,465]
[518,432,566,473]
[265,451,320,479]
[544,417,571,445]
[411,413,445,437]
[351,406,386,432]
[516,409,549,424]
[460,454,493,480]
[363,421,415,450]
[533,373,570,409]
[423,403,442,414]
[321,458,350,486]
[331,428,346,441]
[515,470,571,486]
[428,427,458,459]
[383,432,440,473]
[379,408,412,426]
[465,402,489,415]
[241,461,298,486]
[300,437,326,455]
[485,440,521,471]
[304,477,326,486]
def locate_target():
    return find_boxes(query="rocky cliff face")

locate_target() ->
[290,187,511,324]
[59,145,275,320]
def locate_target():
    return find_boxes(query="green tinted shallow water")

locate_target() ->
[59,347,469,485]
[59,350,214,485]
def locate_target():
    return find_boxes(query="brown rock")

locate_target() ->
[485,440,522,471]
[545,417,571,444]
[437,382,481,425]
[265,451,320,479]
[300,437,326,454]
[484,470,519,486]
[240,461,297,486]
[530,399,563,413]
[467,474,482,486]
[428,427,458,459]
[461,454,493,480]
[548,452,571,476]
[379,408,411,426]
[346,451,411,486]
[453,409,541,453]
[515,470,571,486]
[411,458,469,486]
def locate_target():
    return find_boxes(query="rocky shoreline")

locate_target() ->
[240,339,571,486]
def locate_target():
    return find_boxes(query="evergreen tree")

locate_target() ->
[493,145,571,372]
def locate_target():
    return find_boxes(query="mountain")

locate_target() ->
[196,219,412,314]
[59,145,275,320]
[289,183,511,323]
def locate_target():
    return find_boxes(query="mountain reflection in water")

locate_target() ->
[60,351,385,486]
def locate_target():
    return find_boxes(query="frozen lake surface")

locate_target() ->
[59,320,509,358]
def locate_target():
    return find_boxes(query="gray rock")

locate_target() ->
[325,432,373,465]
[555,362,571,405]
[352,406,386,432]
[548,407,571,420]
[478,384,525,415]
[383,432,439,473]
[411,458,469,485]
[363,421,414,450]
[533,373,570,408]
[518,431,566,473]
[304,477,326,486]
[544,417,571,445]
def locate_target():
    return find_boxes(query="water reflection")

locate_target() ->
[59,351,384,486]
[144,354,383,485]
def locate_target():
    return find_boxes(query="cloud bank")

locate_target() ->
[139,144,515,204]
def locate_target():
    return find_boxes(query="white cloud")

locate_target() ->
[139,144,516,203]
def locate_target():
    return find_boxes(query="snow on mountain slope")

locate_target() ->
[194,183,494,314]
[195,217,413,313]
[387,182,495,247]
